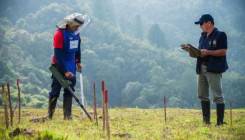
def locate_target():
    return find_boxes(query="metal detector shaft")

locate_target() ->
[49,65,92,121]
[67,86,92,121]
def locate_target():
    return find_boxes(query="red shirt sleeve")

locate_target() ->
[53,30,64,49]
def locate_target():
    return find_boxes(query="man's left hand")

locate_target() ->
[201,49,209,57]
[76,63,83,72]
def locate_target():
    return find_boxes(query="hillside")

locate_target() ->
[0,0,245,108]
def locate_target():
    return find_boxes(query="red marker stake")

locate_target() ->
[17,79,21,123]
[93,82,98,126]
[104,90,110,140]
[7,82,13,127]
[101,80,106,131]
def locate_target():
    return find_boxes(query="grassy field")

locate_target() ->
[0,107,244,140]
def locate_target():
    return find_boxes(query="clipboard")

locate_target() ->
[181,44,201,58]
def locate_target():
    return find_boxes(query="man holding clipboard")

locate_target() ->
[181,14,228,126]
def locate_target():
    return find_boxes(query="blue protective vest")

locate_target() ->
[62,30,81,75]
[196,28,228,74]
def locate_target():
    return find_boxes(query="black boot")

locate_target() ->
[216,103,225,126]
[63,96,72,120]
[201,101,210,124]
[48,97,58,119]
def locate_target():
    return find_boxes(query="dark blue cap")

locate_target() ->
[195,14,214,25]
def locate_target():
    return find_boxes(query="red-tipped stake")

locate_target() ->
[17,79,21,124]
[101,80,106,131]
[2,84,9,129]
[7,82,13,127]
[164,96,167,123]
[93,82,98,126]
[104,89,110,140]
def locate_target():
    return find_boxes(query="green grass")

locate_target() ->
[0,107,245,140]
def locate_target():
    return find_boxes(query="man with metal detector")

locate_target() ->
[48,13,90,120]
[181,14,228,126]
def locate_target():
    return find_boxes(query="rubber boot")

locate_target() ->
[63,96,72,120]
[201,101,210,125]
[216,103,225,126]
[48,97,58,119]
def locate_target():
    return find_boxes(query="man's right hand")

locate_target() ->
[65,72,74,79]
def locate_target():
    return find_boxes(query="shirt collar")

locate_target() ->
[201,27,218,38]
[208,27,218,38]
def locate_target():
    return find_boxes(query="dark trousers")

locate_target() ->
[48,75,76,119]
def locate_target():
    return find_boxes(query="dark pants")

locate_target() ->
[48,75,76,119]
[49,75,76,98]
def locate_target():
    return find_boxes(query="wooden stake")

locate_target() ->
[164,96,167,123]
[7,82,13,127]
[229,101,232,127]
[93,82,98,126]
[101,80,106,131]
[2,84,9,129]
[17,79,21,123]
[104,89,110,140]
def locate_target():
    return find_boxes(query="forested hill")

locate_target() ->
[0,0,244,108]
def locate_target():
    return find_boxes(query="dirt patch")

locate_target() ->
[30,116,48,123]
[9,127,35,137]
[113,133,132,138]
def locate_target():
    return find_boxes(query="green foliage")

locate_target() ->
[0,0,244,108]
[37,131,64,140]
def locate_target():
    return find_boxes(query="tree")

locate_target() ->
[122,81,143,106]
[147,24,167,48]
